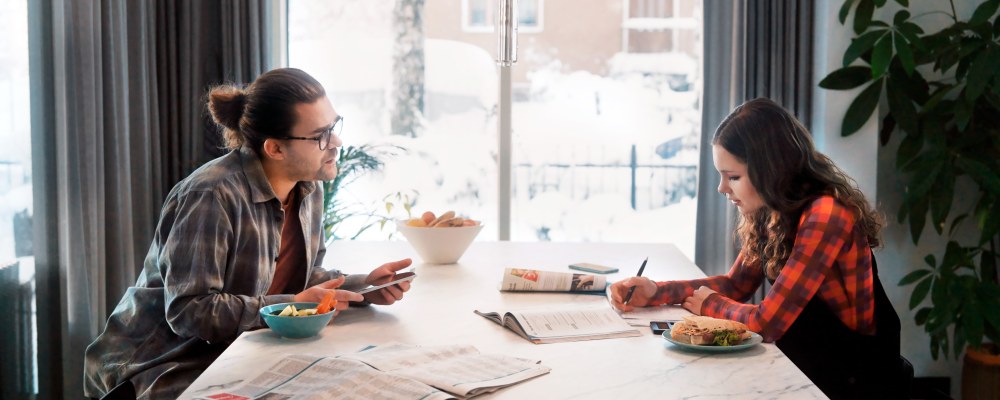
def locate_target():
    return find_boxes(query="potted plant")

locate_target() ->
[322,143,411,241]
[818,0,1000,397]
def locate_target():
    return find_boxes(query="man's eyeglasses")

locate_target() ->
[279,116,343,151]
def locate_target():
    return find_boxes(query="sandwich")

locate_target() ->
[670,316,752,346]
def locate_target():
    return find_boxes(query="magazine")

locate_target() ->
[193,343,550,399]
[499,268,607,292]
[474,305,641,344]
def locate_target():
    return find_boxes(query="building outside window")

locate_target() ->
[463,0,543,33]
[288,0,701,259]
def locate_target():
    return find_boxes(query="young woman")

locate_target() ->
[610,98,906,399]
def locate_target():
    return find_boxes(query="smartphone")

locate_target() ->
[650,320,676,335]
[356,272,417,294]
[568,262,619,274]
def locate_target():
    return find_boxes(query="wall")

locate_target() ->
[812,1,979,397]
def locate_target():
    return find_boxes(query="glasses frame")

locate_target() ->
[279,116,343,151]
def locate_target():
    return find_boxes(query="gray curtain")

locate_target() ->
[28,1,280,398]
[695,0,814,277]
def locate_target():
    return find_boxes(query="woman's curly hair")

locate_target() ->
[714,98,883,280]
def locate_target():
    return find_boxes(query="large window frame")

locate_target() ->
[462,0,544,33]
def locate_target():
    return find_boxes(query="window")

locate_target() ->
[289,0,702,259]
[0,0,37,396]
[463,0,543,33]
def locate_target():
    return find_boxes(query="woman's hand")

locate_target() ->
[293,276,364,316]
[362,258,413,305]
[682,286,717,315]
[608,277,657,312]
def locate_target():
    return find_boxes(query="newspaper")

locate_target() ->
[475,305,641,344]
[617,305,694,327]
[194,343,550,400]
[499,268,607,292]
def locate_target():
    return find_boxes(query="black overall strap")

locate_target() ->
[772,252,903,399]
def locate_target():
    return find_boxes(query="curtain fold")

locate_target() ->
[695,0,814,277]
[28,1,277,398]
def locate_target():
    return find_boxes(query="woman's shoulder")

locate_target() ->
[801,195,857,224]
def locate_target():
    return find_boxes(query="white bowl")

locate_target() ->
[397,222,484,264]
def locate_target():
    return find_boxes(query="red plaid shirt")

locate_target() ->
[652,196,876,342]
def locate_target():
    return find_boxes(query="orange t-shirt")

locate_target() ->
[267,188,307,295]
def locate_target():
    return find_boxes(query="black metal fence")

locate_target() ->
[513,144,697,211]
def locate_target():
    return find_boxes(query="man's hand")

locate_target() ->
[293,276,364,316]
[681,286,717,315]
[363,258,413,305]
[608,277,657,312]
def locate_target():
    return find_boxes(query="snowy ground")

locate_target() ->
[289,1,702,261]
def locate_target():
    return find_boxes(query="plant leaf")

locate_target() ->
[820,66,873,90]
[898,23,925,52]
[899,269,932,285]
[886,77,918,137]
[930,334,941,360]
[929,164,955,234]
[970,0,1000,26]
[871,34,893,79]
[854,0,875,34]
[980,204,1000,246]
[956,157,1000,197]
[963,299,985,350]
[880,114,898,146]
[839,0,857,24]
[908,196,929,244]
[954,98,973,131]
[954,318,968,357]
[893,0,908,8]
[922,84,956,113]
[842,79,884,136]
[895,132,923,169]
[949,213,969,236]
[910,276,932,309]
[894,32,915,76]
[873,0,886,7]
[965,47,999,103]
[844,30,887,67]
[893,10,910,25]
[981,252,998,288]
[915,307,931,325]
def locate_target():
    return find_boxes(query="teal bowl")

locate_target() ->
[260,302,334,339]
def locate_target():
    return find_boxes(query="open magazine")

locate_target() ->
[193,343,550,399]
[474,305,641,344]
[499,268,607,292]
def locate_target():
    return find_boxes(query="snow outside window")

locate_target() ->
[289,0,702,260]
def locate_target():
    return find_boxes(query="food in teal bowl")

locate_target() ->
[259,302,334,339]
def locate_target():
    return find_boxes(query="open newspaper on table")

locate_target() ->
[474,305,641,344]
[193,343,549,400]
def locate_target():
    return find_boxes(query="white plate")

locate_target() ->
[662,329,763,352]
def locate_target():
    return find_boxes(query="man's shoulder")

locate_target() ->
[173,151,247,197]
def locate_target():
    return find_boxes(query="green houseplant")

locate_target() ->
[322,143,412,241]
[818,0,1000,369]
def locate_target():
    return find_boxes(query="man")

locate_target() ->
[84,68,412,399]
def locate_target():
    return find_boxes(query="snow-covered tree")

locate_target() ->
[390,0,425,137]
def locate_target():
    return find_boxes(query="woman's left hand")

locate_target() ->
[682,286,717,315]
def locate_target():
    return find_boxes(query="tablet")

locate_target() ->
[356,272,417,294]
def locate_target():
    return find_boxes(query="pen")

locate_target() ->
[623,257,648,305]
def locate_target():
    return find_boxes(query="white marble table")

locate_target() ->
[180,241,826,399]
